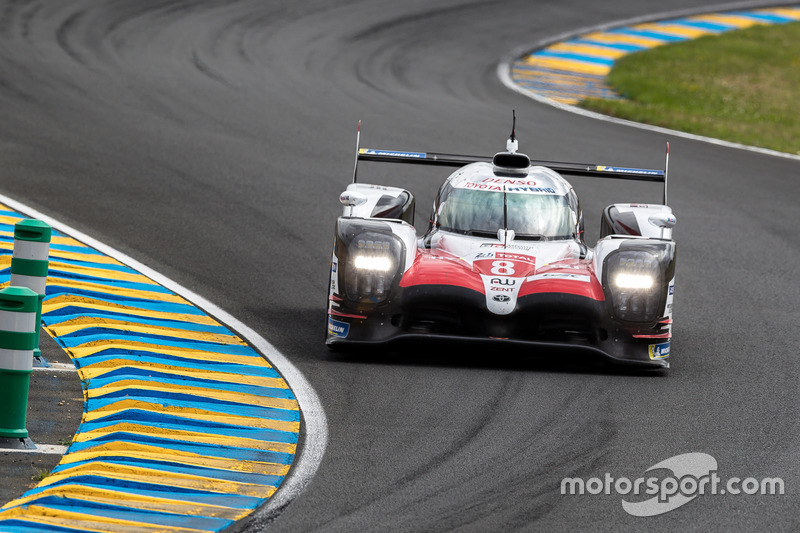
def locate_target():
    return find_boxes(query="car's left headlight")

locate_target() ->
[604,249,664,323]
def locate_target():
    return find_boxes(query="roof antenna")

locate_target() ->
[352,120,361,183]
[506,110,518,154]
[503,185,509,247]
[663,141,669,205]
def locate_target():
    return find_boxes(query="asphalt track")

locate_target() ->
[0,0,798,531]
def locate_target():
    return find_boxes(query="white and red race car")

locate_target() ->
[327,120,676,368]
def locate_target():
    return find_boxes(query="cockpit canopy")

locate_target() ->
[432,163,579,240]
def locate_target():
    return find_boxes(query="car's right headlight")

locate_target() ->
[344,231,404,303]
[604,249,664,323]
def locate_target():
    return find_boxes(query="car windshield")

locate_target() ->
[438,188,574,239]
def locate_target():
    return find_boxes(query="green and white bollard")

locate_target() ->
[0,286,39,438]
[10,219,51,361]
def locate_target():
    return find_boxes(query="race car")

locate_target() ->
[326,118,676,368]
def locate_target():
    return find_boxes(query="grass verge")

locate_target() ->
[579,22,800,155]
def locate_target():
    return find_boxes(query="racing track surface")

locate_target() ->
[0,0,798,530]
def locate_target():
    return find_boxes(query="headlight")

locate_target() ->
[613,273,654,289]
[354,240,393,271]
[345,232,403,303]
[604,250,663,323]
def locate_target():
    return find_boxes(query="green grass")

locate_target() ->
[31,468,50,482]
[580,21,800,155]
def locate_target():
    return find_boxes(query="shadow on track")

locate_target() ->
[326,338,667,379]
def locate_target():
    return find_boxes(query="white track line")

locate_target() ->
[498,0,800,162]
[32,363,77,372]
[0,192,328,523]
[1,444,69,455]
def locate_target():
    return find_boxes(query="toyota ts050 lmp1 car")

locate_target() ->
[326,118,676,368]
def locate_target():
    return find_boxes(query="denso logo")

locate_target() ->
[481,177,537,186]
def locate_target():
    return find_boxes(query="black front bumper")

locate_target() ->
[327,285,669,368]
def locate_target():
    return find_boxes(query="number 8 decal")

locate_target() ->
[491,260,515,276]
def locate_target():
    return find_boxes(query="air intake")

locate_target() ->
[493,151,531,170]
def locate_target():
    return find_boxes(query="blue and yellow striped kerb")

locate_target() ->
[0,204,299,532]
[511,6,800,104]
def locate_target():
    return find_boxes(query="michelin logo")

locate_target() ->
[597,165,663,176]
[328,318,350,338]
[648,342,670,360]
[361,149,426,159]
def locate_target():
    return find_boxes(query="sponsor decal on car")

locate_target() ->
[527,272,591,283]
[491,286,513,292]
[507,186,557,193]
[328,317,350,338]
[361,148,426,159]
[462,182,556,193]
[596,165,664,176]
[495,252,535,263]
[458,176,558,194]
[481,273,523,315]
[648,341,670,360]
[330,255,339,293]
[480,243,536,251]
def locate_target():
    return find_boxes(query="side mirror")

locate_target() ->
[340,191,368,207]
[648,213,676,229]
[340,191,368,217]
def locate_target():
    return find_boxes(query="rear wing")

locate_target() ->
[352,123,670,203]
[361,146,666,177]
